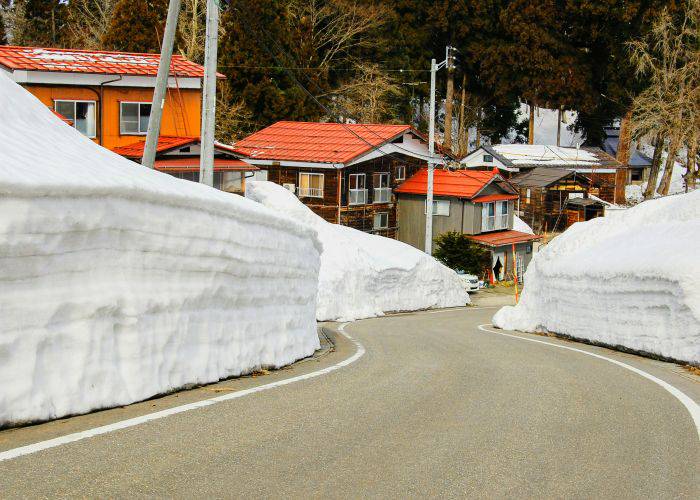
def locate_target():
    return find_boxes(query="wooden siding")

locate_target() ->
[262,153,426,238]
[22,84,201,150]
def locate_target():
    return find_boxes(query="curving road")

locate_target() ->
[0,306,698,498]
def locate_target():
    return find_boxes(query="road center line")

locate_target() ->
[477,324,700,441]
[0,323,365,463]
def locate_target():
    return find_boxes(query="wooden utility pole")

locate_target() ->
[458,74,466,155]
[142,0,182,169]
[528,102,535,144]
[443,54,455,151]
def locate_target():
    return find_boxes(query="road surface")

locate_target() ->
[0,306,698,498]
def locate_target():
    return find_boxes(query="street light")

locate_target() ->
[425,46,457,255]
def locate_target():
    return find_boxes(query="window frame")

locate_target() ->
[424,199,450,216]
[54,99,97,138]
[119,101,152,135]
[348,173,367,205]
[373,212,389,230]
[483,154,494,163]
[297,172,324,198]
[372,172,391,204]
[395,165,406,181]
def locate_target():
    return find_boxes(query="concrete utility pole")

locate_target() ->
[425,47,455,255]
[142,0,182,169]
[199,0,221,187]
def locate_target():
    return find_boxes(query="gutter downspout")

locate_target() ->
[98,75,123,146]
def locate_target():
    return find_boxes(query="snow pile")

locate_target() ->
[514,215,535,235]
[246,181,469,321]
[0,72,321,427]
[625,184,644,204]
[493,191,700,364]
[491,144,600,166]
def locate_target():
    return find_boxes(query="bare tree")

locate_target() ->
[629,0,699,198]
[215,80,253,144]
[65,0,117,50]
[286,0,387,69]
[324,63,402,123]
[178,0,206,64]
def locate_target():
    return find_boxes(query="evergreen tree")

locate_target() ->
[102,0,170,53]
[0,7,7,45]
[433,231,491,275]
[11,0,67,47]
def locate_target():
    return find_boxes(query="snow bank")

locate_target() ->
[246,181,469,321]
[493,191,700,364]
[514,215,535,235]
[0,72,321,426]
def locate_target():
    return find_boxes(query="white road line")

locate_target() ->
[0,324,365,463]
[478,324,700,441]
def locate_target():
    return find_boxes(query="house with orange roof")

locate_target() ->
[234,121,447,237]
[395,168,540,282]
[0,45,257,193]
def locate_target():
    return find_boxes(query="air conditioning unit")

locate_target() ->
[283,183,296,193]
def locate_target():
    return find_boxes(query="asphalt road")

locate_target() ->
[0,306,698,498]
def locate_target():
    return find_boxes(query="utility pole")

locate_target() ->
[142,0,182,169]
[199,0,221,187]
[443,46,455,151]
[425,47,455,255]
[556,106,562,147]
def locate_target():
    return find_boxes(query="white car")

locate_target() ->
[458,273,480,293]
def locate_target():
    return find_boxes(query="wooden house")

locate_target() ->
[0,45,258,190]
[460,144,627,204]
[509,167,601,234]
[395,168,541,283]
[602,125,653,184]
[234,121,445,238]
[113,136,257,195]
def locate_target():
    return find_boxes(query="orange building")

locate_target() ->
[0,45,256,192]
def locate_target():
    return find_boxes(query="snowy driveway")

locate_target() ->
[0,307,698,497]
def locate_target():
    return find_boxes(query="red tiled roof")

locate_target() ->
[471,194,519,203]
[154,158,256,172]
[467,230,541,247]
[0,46,210,78]
[112,136,199,157]
[394,168,497,199]
[233,121,412,164]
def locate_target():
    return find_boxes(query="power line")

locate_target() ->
[219,64,431,73]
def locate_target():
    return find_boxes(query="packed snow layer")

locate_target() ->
[246,181,469,321]
[0,72,321,427]
[493,191,700,364]
[514,215,535,235]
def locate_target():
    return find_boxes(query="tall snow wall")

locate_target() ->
[0,72,321,427]
[493,191,700,365]
[246,181,469,321]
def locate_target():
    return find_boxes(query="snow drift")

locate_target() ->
[493,191,700,364]
[246,181,469,321]
[0,72,321,427]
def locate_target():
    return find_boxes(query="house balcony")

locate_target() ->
[297,187,323,198]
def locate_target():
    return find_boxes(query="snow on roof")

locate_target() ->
[0,45,208,77]
[395,168,500,199]
[233,121,413,164]
[490,144,599,165]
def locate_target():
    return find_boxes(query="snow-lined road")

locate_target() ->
[1,307,698,497]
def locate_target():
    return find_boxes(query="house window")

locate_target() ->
[349,173,367,205]
[373,172,391,203]
[424,199,450,216]
[631,169,643,181]
[373,212,389,230]
[525,188,531,204]
[55,100,96,138]
[120,102,152,135]
[482,202,496,231]
[298,172,324,198]
[395,165,406,181]
[483,154,493,163]
[497,200,510,229]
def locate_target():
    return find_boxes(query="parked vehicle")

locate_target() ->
[458,273,480,293]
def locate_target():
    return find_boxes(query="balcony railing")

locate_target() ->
[349,188,368,205]
[373,187,391,204]
[297,187,323,198]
